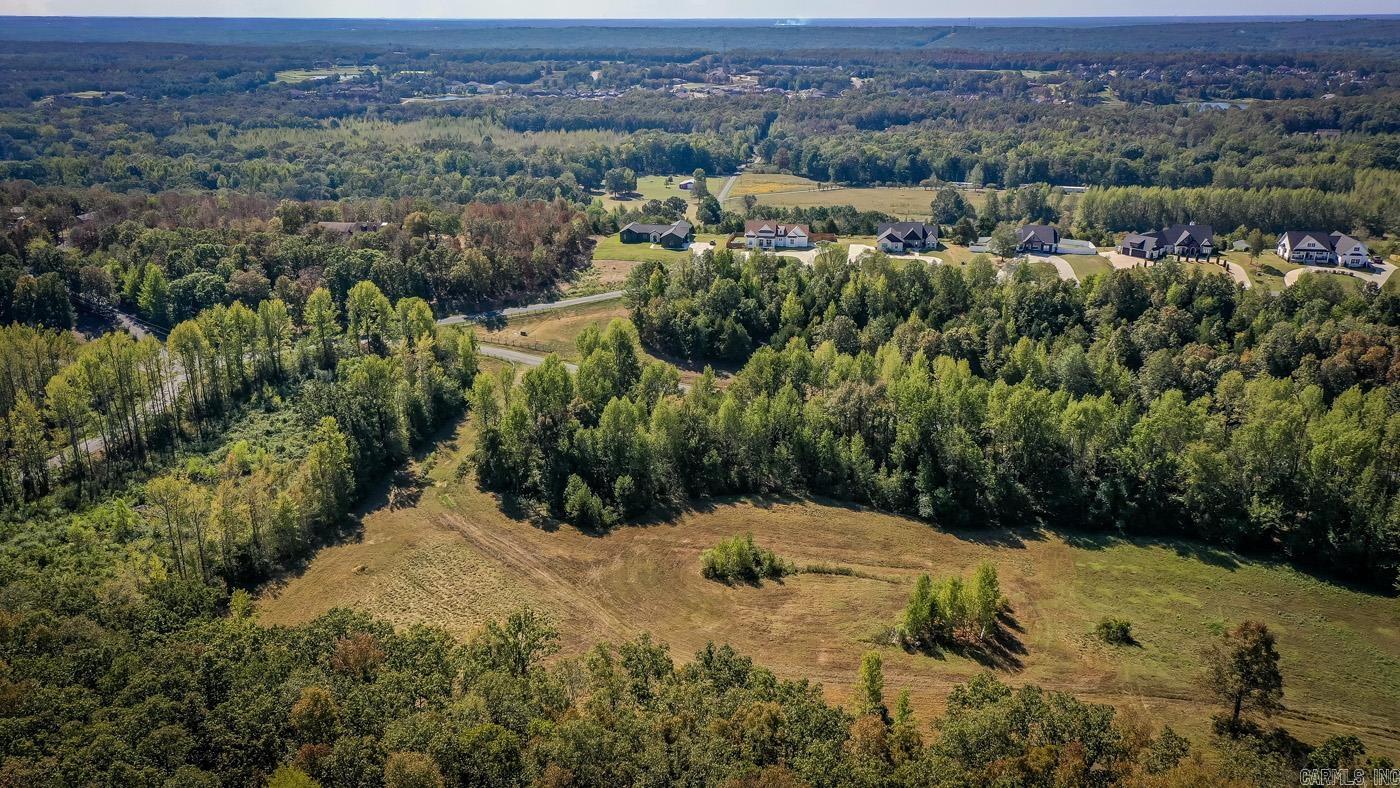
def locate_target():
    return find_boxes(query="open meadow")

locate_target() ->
[725,173,1024,218]
[593,175,703,221]
[258,414,1400,756]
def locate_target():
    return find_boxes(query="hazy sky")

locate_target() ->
[3,0,1397,18]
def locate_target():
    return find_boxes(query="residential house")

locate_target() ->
[969,236,992,253]
[1275,230,1369,268]
[876,221,939,253]
[1015,224,1059,254]
[619,220,693,250]
[1160,224,1215,260]
[1116,230,1168,260]
[744,220,810,250]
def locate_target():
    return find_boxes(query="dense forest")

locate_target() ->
[2,17,1399,786]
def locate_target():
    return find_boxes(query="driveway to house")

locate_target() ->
[846,244,942,266]
[1022,253,1078,284]
[1100,251,1252,289]
[1284,261,1395,289]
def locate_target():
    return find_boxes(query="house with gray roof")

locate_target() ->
[1015,224,1059,254]
[1117,230,1167,260]
[620,220,693,250]
[876,221,939,253]
[1160,224,1216,260]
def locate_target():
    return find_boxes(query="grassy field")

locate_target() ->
[725,173,1061,220]
[273,65,377,83]
[594,175,702,221]
[258,415,1400,755]
[591,233,725,263]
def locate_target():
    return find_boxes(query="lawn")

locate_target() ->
[594,175,701,221]
[258,417,1400,756]
[1223,250,1299,293]
[591,233,725,263]
[1063,254,1112,279]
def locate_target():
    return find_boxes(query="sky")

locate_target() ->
[3,1,1397,18]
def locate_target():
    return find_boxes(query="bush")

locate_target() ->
[1095,618,1134,645]
[700,533,793,584]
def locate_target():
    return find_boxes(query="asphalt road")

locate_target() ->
[436,290,624,326]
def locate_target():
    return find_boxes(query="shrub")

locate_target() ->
[700,533,793,583]
[1095,618,1134,645]
[564,474,607,528]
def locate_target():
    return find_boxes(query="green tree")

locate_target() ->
[138,265,171,324]
[853,650,888,722]
[1203,621,1284,736]
[304,287,340,369]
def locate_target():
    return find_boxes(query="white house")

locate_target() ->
[744,220,810,250]
[1276,231,1370,268]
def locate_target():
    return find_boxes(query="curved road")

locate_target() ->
[437,290,624,326]
[1283,262,1394,290]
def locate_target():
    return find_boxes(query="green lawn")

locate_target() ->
[591,233,726,263]
[594,175,701,221]
[1065,255,1112,280]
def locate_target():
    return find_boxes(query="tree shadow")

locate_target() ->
[904,618,1027,673]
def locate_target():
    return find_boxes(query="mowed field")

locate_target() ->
[593,175,701,221]
[725,173,1008,219]
[259,415,1400,754]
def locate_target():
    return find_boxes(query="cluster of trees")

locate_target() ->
[699,532,793,584]
[471,319,679,525]
[900,562,1005,649]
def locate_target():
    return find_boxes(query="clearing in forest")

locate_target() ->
[258,417,1400,756]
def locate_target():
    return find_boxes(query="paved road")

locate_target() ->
[437,290,624,327]
[478,342,691,392]
[478,343,579,372]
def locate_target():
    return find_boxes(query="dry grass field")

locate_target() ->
[259,414,1400,754]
